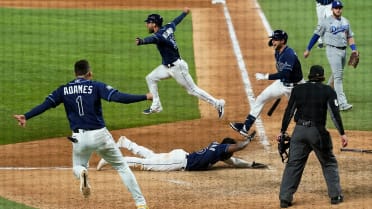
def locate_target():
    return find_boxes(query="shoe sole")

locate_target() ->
[218,100,225,119]
[143,109,162,115]
[96,159,107,171]
[239,130,249,137]
[340,107,352,111]
[229,122,242,132]
[80,170,91,198]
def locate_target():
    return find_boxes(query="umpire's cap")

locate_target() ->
[268,30,288,46]
[332,0,343,8]
[308,65,325,82]
[144,14,163,26]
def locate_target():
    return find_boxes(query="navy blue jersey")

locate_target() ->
[141,12,188,65]
[272,46,303,83]
[24,78,147,131]
[185,142,230,171]
[48,78,117,130]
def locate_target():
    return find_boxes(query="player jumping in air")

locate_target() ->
[136,7,225,118]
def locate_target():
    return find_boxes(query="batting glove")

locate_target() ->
[255,73,269,80]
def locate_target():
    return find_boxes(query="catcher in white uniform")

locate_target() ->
[97,133,267,171]
[136,8,225,118]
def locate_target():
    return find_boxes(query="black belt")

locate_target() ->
[283,82,298,87]
[165,63,175,68]
[327,45,347,50]
[296,119,315,127]
[73,128,99,133]
[317,1,333,5]
[165,58,181,68]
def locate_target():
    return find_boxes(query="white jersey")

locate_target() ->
[315,15,354,47]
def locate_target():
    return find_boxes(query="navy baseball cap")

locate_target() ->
[144,14,163,26]
[332,0,343,8]
[308,65,325,81]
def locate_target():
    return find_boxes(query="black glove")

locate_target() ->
[278,132,291,163]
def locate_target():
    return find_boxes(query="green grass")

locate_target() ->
[0,196,36,209]
[258,0,372,131]
[0,8,198,144]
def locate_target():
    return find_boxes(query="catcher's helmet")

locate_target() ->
[268,30,288,46]
[144,14,163,26]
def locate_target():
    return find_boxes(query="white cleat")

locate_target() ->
[217,99,225,119]
[80,170,91,198]
[96,158,108,171]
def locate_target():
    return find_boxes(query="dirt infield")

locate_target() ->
[1,0,371,209]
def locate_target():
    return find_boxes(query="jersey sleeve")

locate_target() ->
[24,86,64,120]
[327,87,345,135]
[94,81,118,101]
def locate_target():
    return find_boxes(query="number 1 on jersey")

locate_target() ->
[76,96,84,116]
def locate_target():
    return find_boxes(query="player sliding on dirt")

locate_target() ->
[97,132,267,171]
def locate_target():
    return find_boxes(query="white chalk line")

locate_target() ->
[0,166,71,170]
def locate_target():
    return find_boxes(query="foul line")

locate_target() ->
[0,166,71,170]
[217,1,270,147]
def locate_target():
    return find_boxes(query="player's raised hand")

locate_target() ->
[183,7,190,14]
[13,114,26,127]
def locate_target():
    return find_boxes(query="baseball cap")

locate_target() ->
[332,0,343,8]
[144,14,163,26]
[308,65,325,81]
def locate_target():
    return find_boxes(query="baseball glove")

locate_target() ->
[278,133,291,163]
[348,51,359,68]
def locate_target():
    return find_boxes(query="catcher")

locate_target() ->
[278,65,348,208]
[97,133,267,172]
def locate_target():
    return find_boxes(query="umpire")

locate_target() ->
[278,65,348,208]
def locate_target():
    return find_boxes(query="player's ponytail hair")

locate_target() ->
[74,59,90,76]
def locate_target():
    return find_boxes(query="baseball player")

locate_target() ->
[304,0,358,111]
[230,30,304,137]
[13,60,150,209]
[315,0,334,48]
[136,7,225,118]
[96,134,267,171]
[278,65,347,207]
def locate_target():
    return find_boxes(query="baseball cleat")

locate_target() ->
[280,200,292,208]
[339,104,352,111]
[239,125,249,137]
[143,107,162,115]
[331,195,344,204]
[217,99,225,119]
[80,170,91,198]
[229,122,244,132]
[96,158,108,171]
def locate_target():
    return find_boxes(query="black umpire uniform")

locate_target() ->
[278,65,348,208]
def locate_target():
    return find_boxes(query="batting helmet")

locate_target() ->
[268,30,288,46]
[144,14,163,27]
